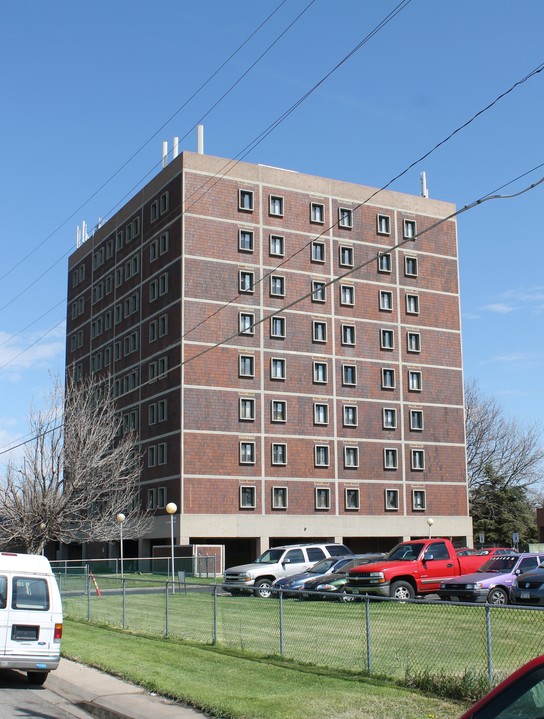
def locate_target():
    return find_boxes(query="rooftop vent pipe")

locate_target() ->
[197,124,204,154]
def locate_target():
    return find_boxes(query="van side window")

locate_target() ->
[12,577,50,611]
[0,577,6,609]
[306,548,326,562]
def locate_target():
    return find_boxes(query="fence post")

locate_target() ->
[213,585,218,644]
[279,590,284,656]
[165,581,169,639]
[365,596,372,675]
[122,578,126,630]
[87,572,91,623]
[485,605,493,685]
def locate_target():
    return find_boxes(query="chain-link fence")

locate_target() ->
[59,575,544,690]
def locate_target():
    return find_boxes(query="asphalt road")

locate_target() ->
[0,669,89,719]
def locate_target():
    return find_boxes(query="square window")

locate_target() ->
[239,398,255,421]
[385,488,399,510]
[239,312,255,335]
[408,370,422,391]
[338,207,353,228]
[240,485,256,508]
[380,291,393,311]
[342,324,356,346]
[312,281,326,302]
[240,442,256,464]
[412,489,426,510]
[411,449,425,471]
[311,202,325,223]
[239,190,254,211]
[272,443,287,466]
[340,285,354,306]
[381,368,396,389]
[271,400,287,423]
[343,405,358,427]
[271,357,286,380]
[404,219,417,239]
[345,488,360,510]
[315,487,330,509]
[314,403,329,425]
[405,256,418,277]
[377,214,391,235]
[384,448,398,470]
[313,321,327,343]
[270,275,285,297]
[381,329,394,350]
[270,316,286,338]
[272,486,288,509]
[313,361,328,384]
[410,410,424,431]
[311,241,325,263]
[239,271,254,293]
[270,234,284,256]
[406,294,419,315]
[407,332,421,353]
[239,355,255,377]
[269,195,284,216]
[339,246,353,267]
[344,446,359,468]
[314,445,330,467]
[378,253,392,273]
[342,364,357,386]
[383,408,397,429]
[239,229,254,252]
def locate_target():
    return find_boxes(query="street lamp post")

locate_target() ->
[165,503,177,593]
[116,513,126,578]
[427,517,434,538]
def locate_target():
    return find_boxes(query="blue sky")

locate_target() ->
[1,0,543,464]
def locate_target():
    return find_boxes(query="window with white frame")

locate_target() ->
[377,214,391,235]
[272,486,288,509]
[408,370,422,391]
[406,294,420,315]
[239,312,255,335]
[159,314,168,337]
[378,253,392,273]
[313,320,327,343]
[340,285,355,306]
[404,219,416,239]
[312,281,326,302]
[344,446,359,468]
[381,368,395,389]
[148,445,157,467]
[383,408,397,429]
[270,275,285,297]
[240,441,256,464]
[411,449,425,471]
[407,331,421,353]
[269,234,284,256]
[271,400,287,423]
[338,207,353,228]
[313,361,328,384]
[147,488,157,509]
[315,487,330,509]
[380,290,393,311]
[405,255,418,277]
[410,410,424,431]
[311,241,325,263]
[239,270,254,293]
[384,448,398,470]
[239,398,255,421]
[240,485,256,508]
[342,364,357,386]
[314,445,330,467]
[270,357,286,380]
[381,329,394,350]
[270,316,286,338]
[345,488,360,510]
[269,195,284,216]
[271,443,287,466]
[157,486,166,509]
[310,203,324,223]
[343,405,358,427]
[158,442,167,465]
[314,403,329,425]
[339,245,354,267]
[239,229,254,252]
[239,354,255,377]
[412,489,426,510]
[385,488,399,510]
[341,324,355,346]
[239,190,254,211]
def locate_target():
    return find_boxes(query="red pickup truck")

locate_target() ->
[346,538,488,600]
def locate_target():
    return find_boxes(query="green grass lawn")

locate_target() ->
[62,619,470,719]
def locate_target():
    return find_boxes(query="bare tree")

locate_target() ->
[0,374,150,554]
[465,379,544,491]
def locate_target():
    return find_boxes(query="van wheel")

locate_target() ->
[254,579,273,598]
[27,671,48,686]
[390,581,415,601]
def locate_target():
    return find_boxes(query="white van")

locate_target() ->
[0,552,63,685]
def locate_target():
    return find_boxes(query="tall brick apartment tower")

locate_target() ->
[66,149,472,564]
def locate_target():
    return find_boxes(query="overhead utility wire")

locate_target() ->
[1,167,542,458]
[0,0,289,286]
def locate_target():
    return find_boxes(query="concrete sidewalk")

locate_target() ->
[47,658,207,719]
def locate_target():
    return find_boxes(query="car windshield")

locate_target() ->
[308,558,339,574]
[386,543,424,561]
[255,549,285,564]
[478,556,518,573]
